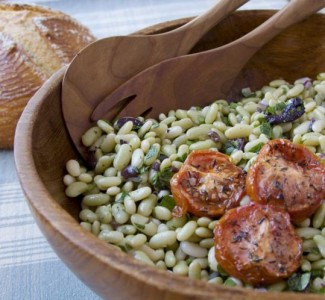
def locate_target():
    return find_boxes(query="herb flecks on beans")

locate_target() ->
[64,73,325,294]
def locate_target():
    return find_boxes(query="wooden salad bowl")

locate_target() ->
[15,10,325,300]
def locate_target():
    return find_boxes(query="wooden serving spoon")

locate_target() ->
[62,0,248,161]
[92,0,325,122]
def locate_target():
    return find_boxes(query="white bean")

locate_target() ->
[129,187,152,201]
[149,231,177,249]
[113,144,132,171]
[225,124,252,139]
[177,221,198,242]
[65,181,88,197]
[180,241,208,258]
[314,235,325,258]
[66,159,81,177]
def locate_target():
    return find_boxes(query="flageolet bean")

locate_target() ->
[117,225,137,235]
[129,187,152,201]
[180,241,208,258]
[95,155,113,174]
[197,217,212,227]
[188,260,202,279]
[208,247,218,272]
[65,181,88,197]
[113,144,132,171]
[296,227,321,239]
[78,173,93,183]
[79,209,98,223]
[173,261,189,276]
[92,220,100,236]
[153,206,172,221]
[156,260,167,270]
[124,196,137,214]
[225,124,252,139]
[149,231,177,249]
[82,193,110,206]
[95,176,122,190]
[133,250,155,266]
[313,203,325,229]
[63,174,76,186]
[80,222,91,231]
[140,244,164,261]
[199,238,214,249]
[112,203,129,224]
[177,220,198,241]
[95,206,112,224]
[157,223,170,233]
[82,126,102,147]
[138,195,157,217]
[66,159,81,177]
[129,233,147,249]
[165,250,177,268]
[195,227,213,238]
[97,120,114,133]
[100,133,116,153]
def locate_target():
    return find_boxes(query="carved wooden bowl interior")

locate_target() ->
[15,10,325,300]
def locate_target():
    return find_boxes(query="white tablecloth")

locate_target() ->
[0,0,294,299]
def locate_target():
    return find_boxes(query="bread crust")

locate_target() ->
[0,4,96,148]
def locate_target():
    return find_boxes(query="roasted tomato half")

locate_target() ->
[246,139,325,222]
[214,203,302,285]
[170,149,246,217]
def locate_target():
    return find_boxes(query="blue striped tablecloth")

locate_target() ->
[0,0,291,299]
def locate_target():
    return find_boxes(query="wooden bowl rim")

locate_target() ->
[14,10,325,300]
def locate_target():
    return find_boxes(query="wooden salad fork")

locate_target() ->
[92,0,325,122]
[62,0,248,161]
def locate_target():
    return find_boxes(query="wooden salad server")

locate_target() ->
[62,0,248,161]
[93,0,325,122]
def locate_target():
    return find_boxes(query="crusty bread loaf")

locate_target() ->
[0,4,96,148]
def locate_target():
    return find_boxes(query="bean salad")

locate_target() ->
[64,73,325,293]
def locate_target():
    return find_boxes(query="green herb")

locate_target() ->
[311,269,324,278]
[119,243,132,252]
[265,98,305,125]
[115,191,129,203]
[152,167,174,190]
[241,87,255,97]
[287,272,311,292]
[159,195,176,211]
[198,115,205,124]
[134,223,145,230]
[223,139,245,155]
[217,265,229,277]
[151,122,159,129]
[175,153,188,163]
[265,102,287,115]
[221,116,231,126]
[229,102,239,109]
[144,145,158,161]
[224,278,237,287]
[249,142,264,153]
[186,140,195,146]
[137,165,150,174]
[259,122,273,138]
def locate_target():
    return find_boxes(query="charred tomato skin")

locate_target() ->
[170,150,246,218]
[214,203,303,285]
[246,139,325,222]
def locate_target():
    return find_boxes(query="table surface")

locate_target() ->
[0,0,296,299]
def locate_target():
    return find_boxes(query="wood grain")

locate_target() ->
[61,0,248,163]
[15,10,325,300]
[92,0,325,120]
